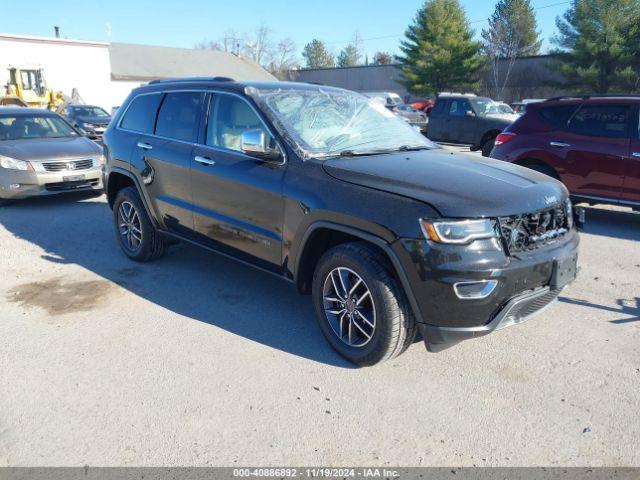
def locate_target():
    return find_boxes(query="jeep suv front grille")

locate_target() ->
[498,203,569,254]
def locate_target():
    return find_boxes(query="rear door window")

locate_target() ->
[120,93,162,134]
[155,92,203,142]
[566,104,631,139]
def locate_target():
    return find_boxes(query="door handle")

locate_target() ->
[194,155,215,166]
[549,141,570,148]
[137,142,153,150]
[632,152,640,159]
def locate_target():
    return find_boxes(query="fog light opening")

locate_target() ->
[453,280,498,299]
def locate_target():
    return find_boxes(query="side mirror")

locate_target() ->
[241,128,267,155]
[465,110,475,117]
[241,128,282,162]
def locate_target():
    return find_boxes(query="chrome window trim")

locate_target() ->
[116,88,287,166]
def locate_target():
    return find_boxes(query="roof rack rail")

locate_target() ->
[546,94,640,101]
[148,76,235,84]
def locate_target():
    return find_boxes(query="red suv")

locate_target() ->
[490,95,640,210]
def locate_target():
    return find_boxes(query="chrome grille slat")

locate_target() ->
[499,203,570,254]
[42,159,94,172]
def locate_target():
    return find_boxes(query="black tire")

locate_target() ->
[112,186,166,262]
[481,136,496,157]
[312,242,416,366]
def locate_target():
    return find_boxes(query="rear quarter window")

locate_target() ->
[536,104,579,128]
[120,93,162,134]
[566,104,631,139]
[431,99,446,115]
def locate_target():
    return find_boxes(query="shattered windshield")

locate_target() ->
[246,86,436,159]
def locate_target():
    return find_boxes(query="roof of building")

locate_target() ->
[0,32,108,47]
[108,42,276,82]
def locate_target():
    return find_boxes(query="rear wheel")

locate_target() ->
[481,136,496,157]
[312,242,416,366]
[112,186,166,262]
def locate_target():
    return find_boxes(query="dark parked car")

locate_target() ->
[428,93,518,156]
[62,104,112,140]
[491,95,640,210]
[103,79,580,366]
[0,107,104,204]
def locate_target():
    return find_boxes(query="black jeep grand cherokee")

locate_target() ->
[103,79,580,366]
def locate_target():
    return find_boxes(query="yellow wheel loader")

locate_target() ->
[1,66,63,109]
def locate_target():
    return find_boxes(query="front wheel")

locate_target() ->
[112,186,166,262]
[312,242,416,366]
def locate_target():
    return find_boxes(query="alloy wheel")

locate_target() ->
[118,201,143,252]
[322,267,376,347]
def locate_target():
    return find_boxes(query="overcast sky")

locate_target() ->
[3,0,571,59]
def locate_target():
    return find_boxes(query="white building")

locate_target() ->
[0,33,275,111]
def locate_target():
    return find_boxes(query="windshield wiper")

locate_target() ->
[319,145,432,159]
[397,145,431,152]
[337,150,380,157]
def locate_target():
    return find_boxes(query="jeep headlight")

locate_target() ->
[420,218,497,244]
[0,155,32,171]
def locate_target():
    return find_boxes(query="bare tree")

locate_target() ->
[194,23,299,77]
[221,29,241,55]
[373,51,393,65]
[243,23,272,64]
[194,39,221,51]
[266,37,299,79]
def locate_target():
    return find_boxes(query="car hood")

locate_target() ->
[77,115,111,125]
[0,136,103,161]
[484,113,519,123]
[322,148,567,218]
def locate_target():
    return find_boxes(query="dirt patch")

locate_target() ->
[7,277,112,316]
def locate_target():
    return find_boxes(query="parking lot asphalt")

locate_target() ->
[1,173,639,466]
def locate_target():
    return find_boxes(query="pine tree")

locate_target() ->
[482,0,541,58]
[553,0,640,93]
[302,39,335,69]
[396,0,482,95]
[337,45,361,67]
[482,0,541,98]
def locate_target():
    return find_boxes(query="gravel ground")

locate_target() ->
[0,186,638,467]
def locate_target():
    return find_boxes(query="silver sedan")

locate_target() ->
[0,107,104,204]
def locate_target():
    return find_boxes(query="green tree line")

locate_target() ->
[301,0,640,95]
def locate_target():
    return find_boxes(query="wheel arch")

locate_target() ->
[480,129,502,146]
[106,169,136,208]
[293,221,424,323]
[513,157,561,181]
[106,168,159,228]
